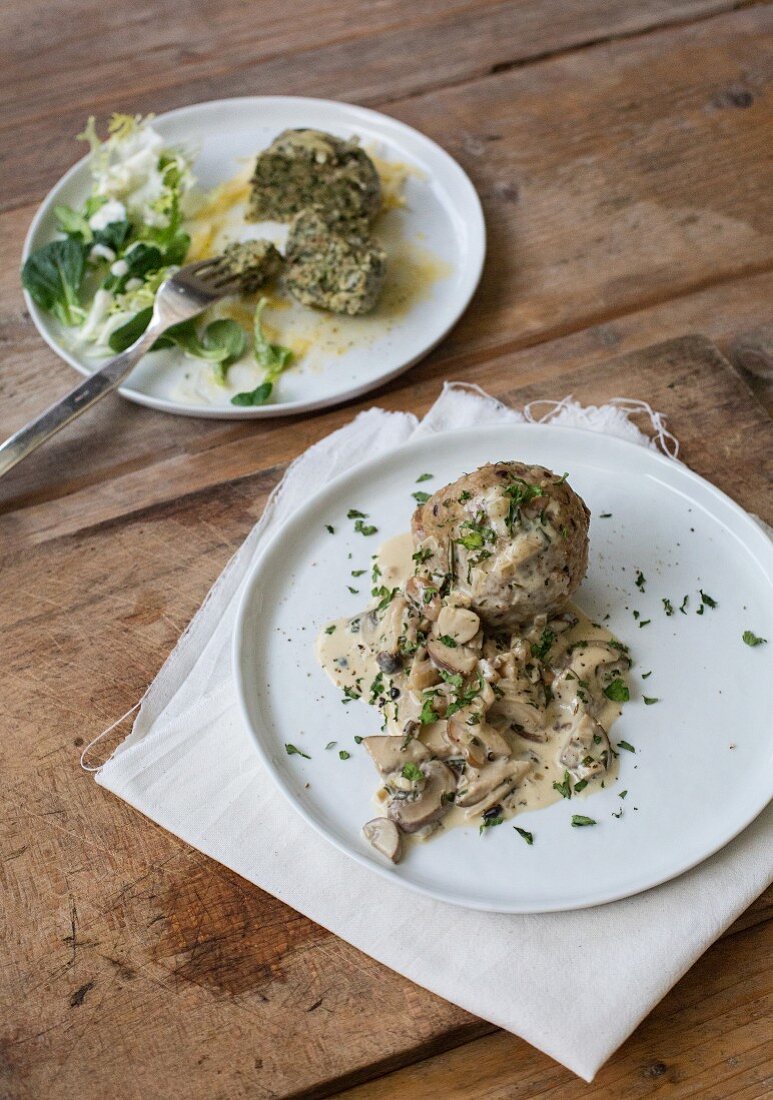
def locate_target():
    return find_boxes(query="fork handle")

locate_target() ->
[0,326,162,479]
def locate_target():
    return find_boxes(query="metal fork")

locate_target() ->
[0,257,241,479]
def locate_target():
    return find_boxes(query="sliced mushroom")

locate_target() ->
[445,714,510,768]
[436,604,481,645]
[426,637,479,676]
[361,595,408,660]
[405,576,441,620]
[456,757,531,815]
[407,647,441,691]
[387,760,456,833]
[559,712,611,779]
[489,673,546,735]
[362,818,402,863]
[364,735,430,775]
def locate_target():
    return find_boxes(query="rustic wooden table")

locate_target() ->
[2,2,772,1097]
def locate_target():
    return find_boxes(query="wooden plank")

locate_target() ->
[0,0,746,212]
[1,337,770,1099]
[2,270,772,553]
[2,6,772,538]
[339,920,773,1099]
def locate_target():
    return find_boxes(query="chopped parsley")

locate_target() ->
[351,569,366,577]
[354,735,363,744]
[354,519,377,536]
[617,740,636,753]
[530,628,555,661]
[341,685,361,703]
[455,518,496,551]
[679,594,689,615]
[438,634,458,648]
[571,815,596,827]
[573,778,589,793]
[503,479,544,533]
[639,618,651,628]
[599,512,612,518]
[324,524,335,534]
[514,826,534,845]
[642,696,660,705]
[416,473,434,483]
[553,771,572,799]
[603,679,630,702]
[635,571,646,592]
[324,625,336,635]
[368,672,385,704]
[743,630,767,647]
[347,585,359,595]
[458,490,472,502]
[641,670,652,679]
[479,815,504,834]
[285,743,310,759]
[338,750,350,760]
[412,491,431,504]
[699,589,718,609]
[347,508,367,519]
[418,695,439,725]
[662,598,674,616]
[373,585,398,612]
[412,547,432,564]
[325,741,337,750]
[619,789,628,799]
[401,762,424,782]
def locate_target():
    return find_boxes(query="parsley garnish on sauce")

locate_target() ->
[479,816,504,834]
[324,625,336,635]
[530,627,555,660]
[603,679,630,702]
[571,815,596,827]
[401,762,423,782]
[743,631,767,647]
[553,771,572,799]
[285,743,310,759]
[514,827,534,845]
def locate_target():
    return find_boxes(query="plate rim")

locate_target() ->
[232,423,773,913]
[22,94,486,420]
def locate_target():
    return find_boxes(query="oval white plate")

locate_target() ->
[233,425,773,912]
[22,96,485,419]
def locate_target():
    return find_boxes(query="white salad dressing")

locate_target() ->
[317,532,626,848]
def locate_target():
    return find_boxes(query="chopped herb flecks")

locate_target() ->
[324,625,336,635]
[604,679,630,702]
[743,631,767,647]
[617,740,636,753]
[412,491,431,504]
[514,826,534,845]
[662,598,674,616]
[571,815,596,827]
[354,519,378,536]
[338,750,351,760]
[553,771,572,799]
[679,595,689,615]
[285,743,310,759]
[643,696,660,705]
[635,571,646,592]
[416,473,434,483]
[699,589,718,609]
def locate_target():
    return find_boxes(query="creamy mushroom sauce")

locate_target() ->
[317,533,628,860]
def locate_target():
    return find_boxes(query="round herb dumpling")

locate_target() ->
[411,462,590,629]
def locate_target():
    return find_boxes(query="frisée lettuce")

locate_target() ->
[22,114,196,355]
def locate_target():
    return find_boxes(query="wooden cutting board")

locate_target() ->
[1,335,771,1100]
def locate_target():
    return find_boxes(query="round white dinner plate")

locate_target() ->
[22,96,485,419]
[233,425,773,912]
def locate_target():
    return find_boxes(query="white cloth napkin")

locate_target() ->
[92,384,773,1081]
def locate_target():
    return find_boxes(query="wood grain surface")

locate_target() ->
[1,1,772,1097]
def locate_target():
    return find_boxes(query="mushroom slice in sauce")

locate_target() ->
[457,758,532,818]
[426,637,479,676]
[407,647,441,692]
[362,818,403,863]
[435,604,481,645]
[405,575,441,620]
[364,735,430,775]
[445,714,510,768]
[559,712,611,779]
[387,760,456,833]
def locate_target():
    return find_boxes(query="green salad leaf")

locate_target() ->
[21,238,86,327]
[54,204,93,243]
[231,297,293,407]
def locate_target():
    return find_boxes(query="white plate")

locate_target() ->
[233,426,773,912]
[22,96,485,419]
